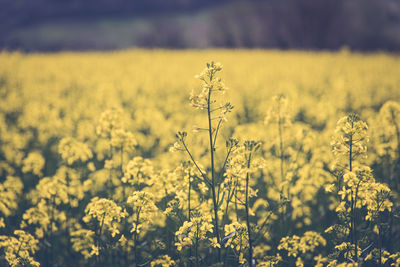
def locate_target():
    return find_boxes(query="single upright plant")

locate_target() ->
[174,61,233,263]
[331,114,369,261]
[264,94,293,235]
[327,114,393,265]
[264,94,291,197]
[223,140,263,265]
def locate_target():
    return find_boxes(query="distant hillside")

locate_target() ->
[1,0,400,51]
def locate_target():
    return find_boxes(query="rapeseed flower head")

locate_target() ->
[96,108,124,139]
[22,151,45,176]
[0,230,40,267]
[0,176,23,217]
[83,197,126,237]
[175,212,213,251]
[331,114,368,160]
[58,137,93,165]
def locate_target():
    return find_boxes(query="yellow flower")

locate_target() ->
[96,108,124,139]
[0,176,23,217]
[210,237,221,248]
[22,151,45,176]
[325,183,335,193]
[278,231,326,258]
[175,212,213,251]
[70,228,96,259]
[331,114,368,160]
[83,197,126,237]
[122,157,154,187]
[0,230,40,267]
[110,128,137,150]
[127,191,158,235]
[151,255,176,267]
[58,137,93,165]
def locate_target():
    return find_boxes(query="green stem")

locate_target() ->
[278,104,285,191]
[245,153,253,267]
[181,139,211,186]
[207,82,221,262]
[195,227,199,267]
[349,122,358,261]
[120,146,123,176]
[390,110,400,160]
[97,213,106,267]
[133,207,141,267]
[379,224,382,267]
[188,175,191,221]
[108,143,113,195]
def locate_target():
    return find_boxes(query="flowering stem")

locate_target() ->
[390,109,400,160]
[180,139,211,186]
[245,152,253,267]
[222,185,235,227]
[96,212,106,267]
[108,143,113,195]
[188,174,192,260]
[254,210,274,243]
[207,83,222,262]
[235,176,240,222]
[213,118,223,148]
[349,135,353,173]
[120,146,123,176]
[50,195,56,266]
[134,207,142,267]
[188,175,191,221]
[348,123,358,261]
[218,146,233,179]
[278,104,285,191]
[195,226,199,267]
[379,224,382,267]
[15,241,23,263]
[277,105,288,238]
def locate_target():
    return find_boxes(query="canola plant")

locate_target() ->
[0,50,400,266]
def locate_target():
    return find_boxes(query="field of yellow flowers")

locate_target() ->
[1,49,400,266]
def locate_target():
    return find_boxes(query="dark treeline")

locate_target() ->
[1,0,400,51]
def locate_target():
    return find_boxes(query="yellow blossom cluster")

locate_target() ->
[326,114,396,265]
[58,137,93,165]
[278,231,326,257]
[264,94,292,127]
[374,101,400,158]
[96,108,125,139]
[110,128,137,150]
[83,197,126,237]
[190,62,227,110]
[122,156,154,187]
[223,221,249,263]
[335,166,393,220]
[150,255,176,267]
[70,228,98,259]
[126,191,158,234]
[175,212,213,251]
[22,151,45,176]
[0,230,40,267]
[0,176,23,217]
[331,114,369,162]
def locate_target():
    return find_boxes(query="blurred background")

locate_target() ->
[1,0,400,52]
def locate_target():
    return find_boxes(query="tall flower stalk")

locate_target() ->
[328,114,393,265]
[243,140,261,266]
[174,62,233,263]
[331,114,368,261]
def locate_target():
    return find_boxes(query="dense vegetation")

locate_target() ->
[0,50,400,266]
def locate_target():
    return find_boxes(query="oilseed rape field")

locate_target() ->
[1,49,400,266]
